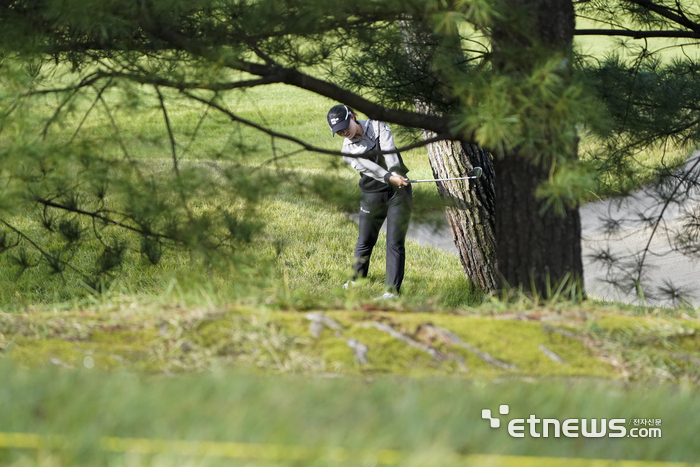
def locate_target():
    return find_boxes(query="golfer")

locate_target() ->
[327,104,413,300]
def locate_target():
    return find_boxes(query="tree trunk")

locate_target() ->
[494,153,582,294]
[491,0,584,295]
[424,139,499,291]
[400,22,499,292]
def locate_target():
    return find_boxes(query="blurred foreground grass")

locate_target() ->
[0,358,698,466]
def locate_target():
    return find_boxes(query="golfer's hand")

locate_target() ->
[389,175,409,187]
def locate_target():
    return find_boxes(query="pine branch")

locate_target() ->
[626,0,700,33]
[636,155,700,285]
[155,85,180,176]
[18,73,106,97]
[0,219,83,277]
[96,93,149,184]
[180,91,451,159]
[33,198,171,241]
[241,60,458,136]
[103,72,284,91]
[145,23,456,137]
[39,85,82,141]
[21,72,285,95]
[180,104,210,159]
[69,80,113,144]
[576,28,700,38]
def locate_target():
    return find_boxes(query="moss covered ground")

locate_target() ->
[2,299,699,383]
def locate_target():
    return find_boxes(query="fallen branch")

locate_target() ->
[418,324,517,370]
[347,339,369,365]
[362,322,440,361]
[538,345,567,365]
[305,312,343,338]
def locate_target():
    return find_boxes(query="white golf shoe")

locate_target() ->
[343,281,356,290]
[374,292,397,301]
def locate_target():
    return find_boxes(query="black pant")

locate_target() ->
[352,185,413,293]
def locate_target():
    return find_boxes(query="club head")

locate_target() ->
[471,167,483,179]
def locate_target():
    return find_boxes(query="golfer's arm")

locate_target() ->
[342,155,389,183]
[377,122,402,174]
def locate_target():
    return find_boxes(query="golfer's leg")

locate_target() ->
[353,193,388,279]
[385,186,413,293]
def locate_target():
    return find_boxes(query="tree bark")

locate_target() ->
[424,139,499,291]
[401,21,499,292]
[494,153,582,293]
[491,0,584,295]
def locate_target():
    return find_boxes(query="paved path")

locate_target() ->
[580,197,700,307]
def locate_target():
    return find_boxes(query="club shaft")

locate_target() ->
[409,176,478,183]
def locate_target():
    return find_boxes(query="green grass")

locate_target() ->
[2,294,700,464]
[0,359,699,466]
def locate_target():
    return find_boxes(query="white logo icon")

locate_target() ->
[482,404,509,428]
[331,118,340,124]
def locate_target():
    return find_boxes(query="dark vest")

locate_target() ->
[357,123,409,193]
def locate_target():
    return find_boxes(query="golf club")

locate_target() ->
[408,166,483,183]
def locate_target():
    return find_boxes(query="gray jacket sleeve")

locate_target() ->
[341,155,389,183]
[341,121,401,184]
